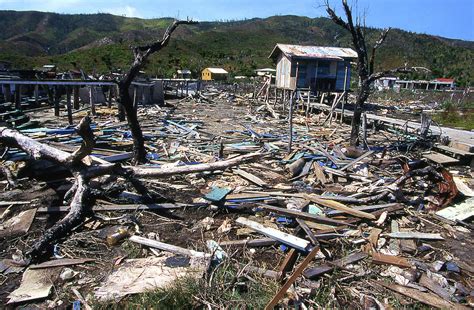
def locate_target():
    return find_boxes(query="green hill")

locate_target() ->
[0,11,473,86]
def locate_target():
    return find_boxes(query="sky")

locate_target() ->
[0,0,472,41]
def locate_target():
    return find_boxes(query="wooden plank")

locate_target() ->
[375,281,469,310]
[423,152,459,165]
[235,217,310,251]
[449,140,474,153]
[371,252,412,268]
[386,232,444,240]
[219,238,278,247]
[265,246,320,309]
[419,273,451,301]
[278,248,299,277]
[303,252,367,279]
[304,195,376,220]
[326,203,400,216]
[233,168,268,187]
[30,258,94,269]
[258,204,353,227]
[295,218,319,245]
[435,144,473,157]
[129,235,210,258]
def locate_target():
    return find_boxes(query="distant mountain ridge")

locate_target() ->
[0,11,472,86]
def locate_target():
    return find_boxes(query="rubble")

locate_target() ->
[0,82,473,308]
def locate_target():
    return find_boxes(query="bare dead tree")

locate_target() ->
[117,19,198,163]
[324,0,429,146]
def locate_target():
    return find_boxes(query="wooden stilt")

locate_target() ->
[288,91,294,154]
[73,86,80,109]
[66,87,73,125]
[34,85,39,106]
[89,86,96,116]
[54,86,60,116]
[15,85,22,110]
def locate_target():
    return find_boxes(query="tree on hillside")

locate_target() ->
[324,0,429,146]
[117,19,197,163]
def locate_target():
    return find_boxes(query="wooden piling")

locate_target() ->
[288,91,294,153]
[34,85,39,106]
[73,86,80,109]
[89,86,96,115]
[66,87,73,125]
[54,86,60,116]
[15,85,22,110]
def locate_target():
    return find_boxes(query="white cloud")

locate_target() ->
[105,5,141,17]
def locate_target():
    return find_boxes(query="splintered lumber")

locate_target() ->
[303,252,367,279]
[419,273,452,301]
[258,204,353,227]
[326,203,400,216]
[304,195,376,220]
[30,258,94,269]
[375,281,469,310]
[129,235,210,258]
[371,252,412,268]
[385,232,444,240]
[296,218,319,245]
[235,217,310,251]
[265,246,320,309]
[278,248,299,280]
[219,238,278,247]
[233,168,268,187]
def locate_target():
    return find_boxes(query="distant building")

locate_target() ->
[201,67,228,81]
[377,77,456,91]
[374,76,398,91]
[177,69,192,79]
[269,44,357,91]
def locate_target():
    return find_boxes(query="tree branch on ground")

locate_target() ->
[0,120,260,262]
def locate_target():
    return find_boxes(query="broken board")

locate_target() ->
[423,152,459,165]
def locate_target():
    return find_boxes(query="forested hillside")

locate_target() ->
[0,11,472,85]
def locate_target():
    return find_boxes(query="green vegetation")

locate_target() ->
[0,11,473,85]
[432,103,474,130]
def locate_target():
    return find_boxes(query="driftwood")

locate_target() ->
[0,119,261,262]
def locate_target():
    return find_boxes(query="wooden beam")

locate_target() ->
[236,217,310,251]
[265,246,320,309]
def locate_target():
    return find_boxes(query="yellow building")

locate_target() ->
[201,67,229,81]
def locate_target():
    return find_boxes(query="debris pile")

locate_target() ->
[0,94,473,308]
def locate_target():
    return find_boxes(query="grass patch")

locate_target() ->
[432,106,474,130]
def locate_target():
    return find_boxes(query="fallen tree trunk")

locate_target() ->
[0,120,262,262]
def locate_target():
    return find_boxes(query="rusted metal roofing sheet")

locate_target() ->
[269,44,357,60]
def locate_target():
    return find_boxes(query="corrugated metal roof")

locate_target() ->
[205,68,228,74]
[269,44,357,60]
